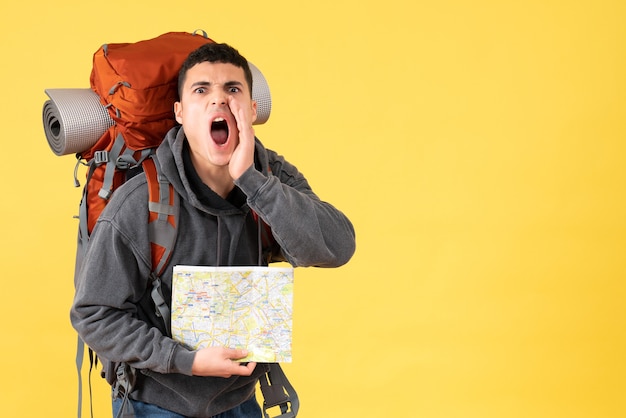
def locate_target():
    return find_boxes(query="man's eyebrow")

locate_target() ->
[224,81,244,88]
[189,81,211,89]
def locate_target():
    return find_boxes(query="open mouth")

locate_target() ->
[210,117,229,145]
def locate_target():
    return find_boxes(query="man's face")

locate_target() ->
[174,61,257,170]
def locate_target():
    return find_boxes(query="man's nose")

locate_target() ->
[210,91,228,106]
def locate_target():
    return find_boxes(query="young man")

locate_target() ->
[71,42,356,418]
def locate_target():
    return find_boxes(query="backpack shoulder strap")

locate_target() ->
[143,155,178,276]
[143,155,179,335]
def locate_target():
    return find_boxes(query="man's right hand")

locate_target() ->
[191,346,257,378]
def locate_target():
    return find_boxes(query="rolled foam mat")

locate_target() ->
[43,88,114,156]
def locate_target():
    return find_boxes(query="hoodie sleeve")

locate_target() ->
[234,148,356,267]
[70,181,196,376]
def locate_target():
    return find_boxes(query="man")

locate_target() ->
[71,42,356,418]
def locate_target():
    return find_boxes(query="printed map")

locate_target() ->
[171,266,294,363]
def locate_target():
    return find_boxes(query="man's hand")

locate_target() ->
[228,96,257,180]
[191,346,257,378]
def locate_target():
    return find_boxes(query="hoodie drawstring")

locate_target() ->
[216,216,222,266]
[257,217,263,266]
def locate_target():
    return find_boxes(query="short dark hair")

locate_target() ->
[178,42,253,98]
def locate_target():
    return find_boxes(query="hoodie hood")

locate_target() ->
[156,125,271,217]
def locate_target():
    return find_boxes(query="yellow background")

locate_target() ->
[1,0,625,417]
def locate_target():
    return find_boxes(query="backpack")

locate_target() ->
[44,31,298,418]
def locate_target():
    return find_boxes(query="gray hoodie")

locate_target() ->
[70,126,356,417]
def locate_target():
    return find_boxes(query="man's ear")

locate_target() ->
[251,100,257,123]
[174,101,183,124]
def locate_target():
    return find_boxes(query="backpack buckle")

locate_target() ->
[94,150,109,165]
[259,365,299,418]
[115,155,133,170]
[263,402,296,418]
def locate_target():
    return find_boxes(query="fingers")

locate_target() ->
[228,96,255,135]
[237,361,257,376]
[222,354,257,377]
[227,96,256,180]
[224,348,257,376]
[226,347,250,360]
[191,346,257,377]
[228,96,245,127]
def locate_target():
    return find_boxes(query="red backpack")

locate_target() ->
[43,31,298,418]
[80,31,212,252]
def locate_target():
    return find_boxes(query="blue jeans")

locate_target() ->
[112,393,262,418]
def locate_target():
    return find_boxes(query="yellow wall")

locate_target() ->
[1,0,625,417]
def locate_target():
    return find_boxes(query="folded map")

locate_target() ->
[171,265,294,363]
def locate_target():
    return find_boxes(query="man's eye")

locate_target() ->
[229,87,240,93]
[194,87,206,94]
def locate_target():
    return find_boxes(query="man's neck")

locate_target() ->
[190,155,235,199]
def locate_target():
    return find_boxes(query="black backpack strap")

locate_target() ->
[259,364,300,418]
